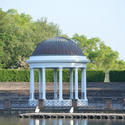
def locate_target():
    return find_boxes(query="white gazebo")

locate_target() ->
[27,37,89,107]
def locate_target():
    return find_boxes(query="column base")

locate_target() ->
[70,92,73,99]
[29,99,38,106]
[59,98,63,101]
[54,92,58,100]
[84,98,88,101]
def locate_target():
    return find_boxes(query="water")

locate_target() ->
[0,117,125,125]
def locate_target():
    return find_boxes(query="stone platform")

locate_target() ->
[19,112,125,120]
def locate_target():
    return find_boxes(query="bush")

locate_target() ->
[110,70,125,82]
[0,69,105,82]
[0,69,30,82]
[86,70,105,82]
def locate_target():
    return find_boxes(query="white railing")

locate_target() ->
[29,100,38,107]
[77,99,88,106]
[28,99,88,107]
[44,100,72,107]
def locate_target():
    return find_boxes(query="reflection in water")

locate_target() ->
[35,119,39,125]
[75,120,78,125]
[30,119,34,125]
[0,117,125,125]
[53,120,57,125]
[70,120,73,125]
[30,119,87,125]
[59,119,63,125]
[81,120,87,125]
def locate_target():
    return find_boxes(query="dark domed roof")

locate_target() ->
[32,37,84,56]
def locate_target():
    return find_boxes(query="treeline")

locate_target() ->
[0,9,125,82]
[72,34,125,82]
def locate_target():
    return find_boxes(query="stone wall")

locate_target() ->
[0,82,125,110]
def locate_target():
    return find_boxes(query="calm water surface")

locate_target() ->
[0,117,125,125]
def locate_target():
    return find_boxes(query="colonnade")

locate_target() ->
[29,67,87,102]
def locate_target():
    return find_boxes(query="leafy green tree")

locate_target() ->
[0,9,61,68]
[72,34,120,82]
[113,60,125,70]
[99,42,119,82]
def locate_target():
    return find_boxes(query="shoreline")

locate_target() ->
[0,108,125,116]
[19,112,125,120]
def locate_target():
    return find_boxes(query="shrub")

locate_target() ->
[86,70,105,82]
[0,69,105,82]
[110,70,125,82]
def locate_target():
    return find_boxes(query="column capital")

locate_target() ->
[81,67,86,70]
[59,67,63,69]
[30,67,34,70]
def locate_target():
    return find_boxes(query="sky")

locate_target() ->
[1,0,125,60]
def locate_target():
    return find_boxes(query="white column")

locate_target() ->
[42,67,46,100]
[30,68,35,100]
[70,68,73,99]
[59,67,63,100]
[39,69,42,99]
[81,68,84,99]
[83,68,87,100]
[75,67,78,99]
[54,68,57,99]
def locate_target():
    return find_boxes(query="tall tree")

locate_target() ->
[72,34,120,82]
[0,9,61,68]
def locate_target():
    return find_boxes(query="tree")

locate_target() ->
[98,42,119,82]
[72,34,119,82]
[0,9,61,68]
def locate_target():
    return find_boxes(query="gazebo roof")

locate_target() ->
[32,37,84,56]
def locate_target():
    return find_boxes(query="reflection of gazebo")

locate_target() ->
[27,37,89,107]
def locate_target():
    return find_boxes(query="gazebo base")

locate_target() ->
[29,99,38,106]
[29,99,88,107]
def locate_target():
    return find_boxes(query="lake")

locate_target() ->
[0,117,125,125]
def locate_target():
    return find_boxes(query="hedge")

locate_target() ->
[86,70,105,82]
[110,70,125,82]
[1,69,125,82]
[0,69,105,82]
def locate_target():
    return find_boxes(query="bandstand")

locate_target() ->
[27,37,89,107]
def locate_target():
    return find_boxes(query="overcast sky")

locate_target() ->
[1,0,125,60]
